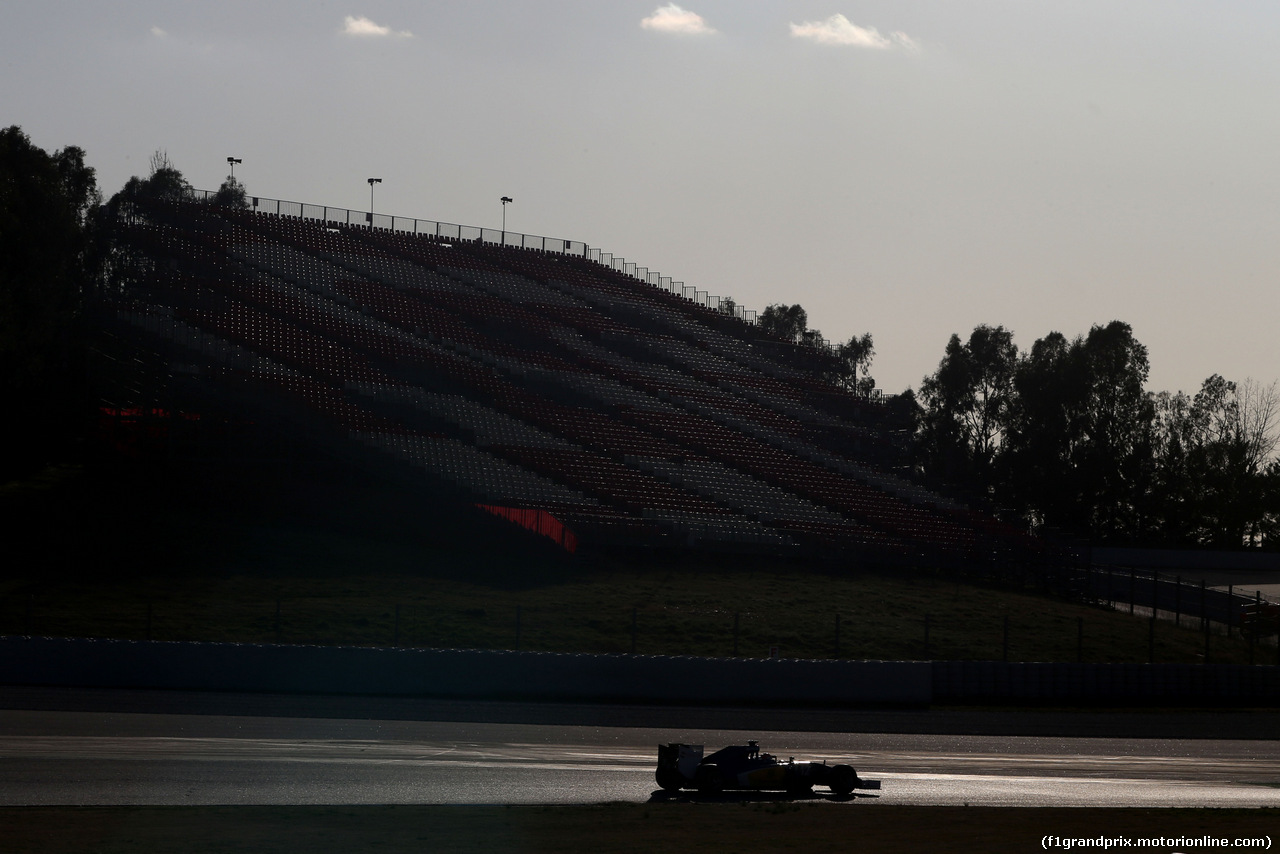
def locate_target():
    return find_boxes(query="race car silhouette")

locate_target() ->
[656,740,880,796]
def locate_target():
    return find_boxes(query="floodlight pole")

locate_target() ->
[367,178,382,223]
[227,157,242,179]
[500,196,513,238]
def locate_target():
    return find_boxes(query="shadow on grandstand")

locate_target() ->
[1,452,582,591]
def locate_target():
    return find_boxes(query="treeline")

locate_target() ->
[912,321,1280,549]
[108,150,248,220]
[737,302,877,396]
[0,127,244,478]
[0,127,100,477]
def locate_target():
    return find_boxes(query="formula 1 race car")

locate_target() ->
[655,740,880,796]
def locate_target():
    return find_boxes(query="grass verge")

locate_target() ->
[0,561,1266,664]
[5,804,1278,854]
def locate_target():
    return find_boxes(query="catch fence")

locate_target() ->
[189,189,757,324]
[1082,565,1277,629]
[4,592,1275,666]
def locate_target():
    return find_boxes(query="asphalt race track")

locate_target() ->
[3,706,1279,808]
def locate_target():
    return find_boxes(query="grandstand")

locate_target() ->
[92,194,1039,567]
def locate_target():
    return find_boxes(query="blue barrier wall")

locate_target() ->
[0,637,930,705]
[932,660,1280,703]
[3,637,1277,705]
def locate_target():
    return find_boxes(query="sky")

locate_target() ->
[4,1,1278,396]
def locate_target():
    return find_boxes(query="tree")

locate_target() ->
[1002,330,1075,528]
[1236,378,1280,478]
[918,324,1018,491]
[915,317,1278,546]
[835,332,876,395]
[1153,375,1280,546]
[146,149,189,200]
[758,303,808,343]
[999,321,1158,538]
[213,175,249,208]
[1256,459,1280,550]
[105,149,192,221]
[1147,388,1197,542]
[0,126,101,476]
[1070,320,1156,538]
[799,326,825,349]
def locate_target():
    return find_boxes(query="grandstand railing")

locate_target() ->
[189,189,757,325]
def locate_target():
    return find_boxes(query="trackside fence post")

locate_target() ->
[1250,590,1259,665]
[1204,611,1210,664]
[1257,590,1266,666]
[1227,585,1234,638]
[1175,575,1181,626]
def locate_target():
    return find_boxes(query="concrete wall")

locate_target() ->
[1092,547,1280,573]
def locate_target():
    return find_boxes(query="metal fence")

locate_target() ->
[190,189,758,325]
[1080,565,1277,630]
[6,590,1274,665]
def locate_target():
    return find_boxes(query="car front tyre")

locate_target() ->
[829,764,857,796]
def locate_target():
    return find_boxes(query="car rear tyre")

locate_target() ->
[655,768,685,792]
[695,764,725,795]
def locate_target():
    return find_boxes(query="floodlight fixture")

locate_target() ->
[367,178,382,223]
[227,157,242,179]
[501,196,513,233]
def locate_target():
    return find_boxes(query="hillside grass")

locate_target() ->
[1,462,1270,665]
[0,557,1266,665]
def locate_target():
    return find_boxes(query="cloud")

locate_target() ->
[641,4,716,36]
[789,14,916,51]
[150,26,167,38]
[891,31,921,53]
[342,15,412,38]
